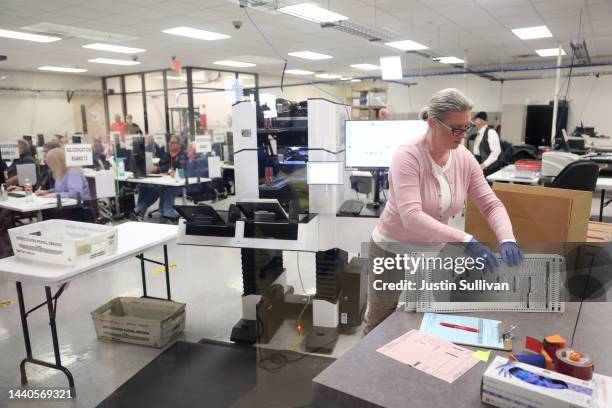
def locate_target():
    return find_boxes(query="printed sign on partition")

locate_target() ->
[212,129,226,144]
[65,144,93,166]
[195,134,212,153]
[125,134,137,151]
[208,156,221,178]
[0,142,19,160]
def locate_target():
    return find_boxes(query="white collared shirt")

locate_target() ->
[473,125,501,169]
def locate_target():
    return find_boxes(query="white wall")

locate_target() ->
[0,69,103,141]
[382,68,612,138]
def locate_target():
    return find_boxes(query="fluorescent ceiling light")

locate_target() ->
[88,58,141,65]
[315,73,342,79]
[289,51,332,60]
[386,39,428,51]
[350,63,380,71]
[436,56,464,64]
[278,3,348,23]
[83,43,145,54]
[0,28,60,43]
[285,69,314,75]
[380,56,402,80]
[350,79,361,82]
[511,25,552,40]
[162,26,230,41]
[38,66,87,73]
[340,77,352,80]
[535,47,566,57]
[213,60,256,68]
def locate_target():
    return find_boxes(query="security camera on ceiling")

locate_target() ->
[232,20,243,30]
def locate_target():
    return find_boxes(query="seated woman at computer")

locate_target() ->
[35,148,91,200]
[364,88,524,334]
[131,135,187,223]
[5,140,35,187]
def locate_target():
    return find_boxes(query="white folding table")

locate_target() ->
[0,194,77,221]
[0,222,178,395]
[126,175,211,204]
[486,164,541,185]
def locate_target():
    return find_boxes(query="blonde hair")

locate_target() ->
[45,148,67,181]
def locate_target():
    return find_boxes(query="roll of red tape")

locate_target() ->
[555,348,594,381]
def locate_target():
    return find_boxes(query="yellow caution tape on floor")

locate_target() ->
[153,264,178,273]
[0,300,14,308]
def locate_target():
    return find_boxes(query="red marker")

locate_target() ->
[440,322,479,333]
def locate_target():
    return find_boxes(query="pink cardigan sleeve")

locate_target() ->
[466,156,515,242]
[390,150,468,243]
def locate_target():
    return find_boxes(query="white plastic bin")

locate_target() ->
[8,219,117,266]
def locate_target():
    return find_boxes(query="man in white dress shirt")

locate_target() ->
[472,111,501,173]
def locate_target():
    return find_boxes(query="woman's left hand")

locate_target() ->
[35,190,48,196]
[500,242,524,267]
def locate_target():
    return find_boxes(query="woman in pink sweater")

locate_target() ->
[365,88,524,333]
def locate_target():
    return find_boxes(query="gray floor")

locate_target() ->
[0,192,610,408]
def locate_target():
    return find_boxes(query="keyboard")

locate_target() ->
[338,199,364,215]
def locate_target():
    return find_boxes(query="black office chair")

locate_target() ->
[551,160,600,192]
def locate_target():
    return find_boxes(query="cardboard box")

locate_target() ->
[466,183,592,243]
[482,356,612,408]
[587,221,612,243]
[8,219,117,266]
[91,297,185,348]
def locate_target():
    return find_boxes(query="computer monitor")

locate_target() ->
[345,120,428,169]
[36,134,45,147]
[72,135,82,144]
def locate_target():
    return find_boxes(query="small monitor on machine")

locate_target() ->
[345,120,428,169]
[307,161,343,185]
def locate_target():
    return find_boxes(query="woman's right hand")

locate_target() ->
[465,238,499,273]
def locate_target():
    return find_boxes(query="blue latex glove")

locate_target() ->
[465,238,499,273]
[500,241,524,267]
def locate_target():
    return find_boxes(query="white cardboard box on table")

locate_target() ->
[482,356,612,408]
[8,219,117,266]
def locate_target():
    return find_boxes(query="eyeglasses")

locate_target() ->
[435,118,473,136]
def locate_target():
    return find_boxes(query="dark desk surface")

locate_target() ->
[336,200,384,218]
[313,305,588,408]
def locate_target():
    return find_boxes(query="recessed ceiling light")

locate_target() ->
[38,66,88,73]
[289,51,332,60]
[535,48,566,57]
[436,56,464,64]
[380,56,402,80]
[315,73,342,79]
[278,3,348,23]
[162,26,230,41]
[0,28,60,43]
[285,69,314,75]
[511,25,552,40]
[82,43,145,54]
[350,79,362,82]
[350,63,380,71]
[88,58,141,66]
[385,39,428,51]
[213,60,256,68]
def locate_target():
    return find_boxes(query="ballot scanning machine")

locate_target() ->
[178,98,370,353]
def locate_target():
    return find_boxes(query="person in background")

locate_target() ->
[37,141,61,190]
[35,148,91,200]
[110,114,127,140]
[472,111,502,174]
[101,133,114,157]
[5,140,35,186]
[131,135,187,223]
[364,89,524,334]
[200,104,208,131]
[126,114,143,135]
[377,107,389,120]
[145,135,162,158]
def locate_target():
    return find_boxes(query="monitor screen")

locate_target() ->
[307,161,343,185]
[345,120,428,169]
